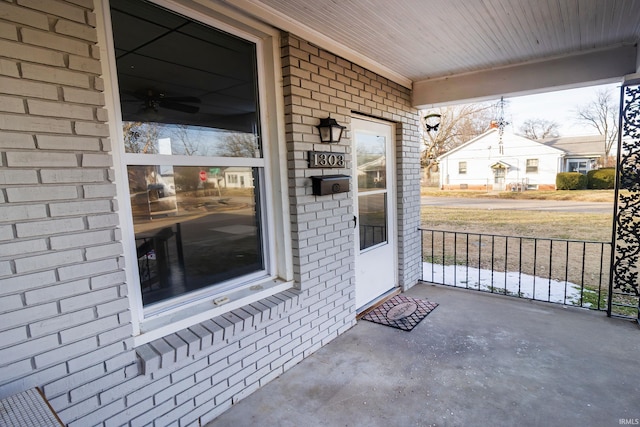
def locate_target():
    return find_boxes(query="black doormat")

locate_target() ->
[361,295,438,331]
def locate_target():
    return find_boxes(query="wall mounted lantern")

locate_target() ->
[316,116,346,143]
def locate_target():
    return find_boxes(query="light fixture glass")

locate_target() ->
[316,117,346,143]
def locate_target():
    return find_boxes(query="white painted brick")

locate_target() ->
[7,151,77,167]
[83,183,116,198]
[154,376,195,406]
[60,315,120,343]
[50,199,111,217]
[68,55,102,74]
[50,229,112,250]
[0,359,36,386]
[55,19,98,42]
[0,238,47,257]
[0,225,11,242]
[6,185,78,203]
[18,0,86,22]
[67,398,125,427]
[3,40,66,71]
[41,168,105,184]
[62,87,105,105]
[96,297,129,317]
[30,307,94,338]
[16,217,85,239]
[59,287,118,313]
[29,100,95,121]
[0,75,58,101]
[87,213,120,229]
[0,326,28,348]
[0,271,56,297]
[104,348,136,372]
[58,257,119,281]
[90,270,126,289]
[34,336,96,368]
[3,302,57,330]
[0,334,58,364]
[154,400,195,427]
[69,369,125,403]
[0,94,24,113]
[0,251,18,272]
[0,294,23,311]
[0,169,38,185]
[70,341,126,373]
[104,396,154,427]
[75,122,110,137]
[0,113,72,133]
[0,132,35,149]
[24,278,90,305]
[0,21,18,40]
[22,61,90,88]
[130,399,175,427]
[97,323,132,346]
[43,363,106,397]
[0,2,48,30]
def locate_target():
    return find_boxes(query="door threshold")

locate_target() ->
[356,287,401,319]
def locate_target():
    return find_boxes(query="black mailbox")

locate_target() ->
[311,175,350,196]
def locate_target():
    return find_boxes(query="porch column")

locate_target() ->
[610,76,640,322]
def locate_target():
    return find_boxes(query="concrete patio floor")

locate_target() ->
[209,284,640,427]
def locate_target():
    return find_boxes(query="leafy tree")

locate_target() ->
[575,88,619,167]
[518,118,560,139]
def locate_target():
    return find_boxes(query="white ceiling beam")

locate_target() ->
[413,45,638,108]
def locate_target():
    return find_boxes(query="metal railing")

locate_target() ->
[420,228,611,311]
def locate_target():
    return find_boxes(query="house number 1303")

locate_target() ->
[308,151,345,168]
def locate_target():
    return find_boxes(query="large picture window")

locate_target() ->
[110,0,268,309]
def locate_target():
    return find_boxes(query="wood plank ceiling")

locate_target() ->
[233,0,640,103]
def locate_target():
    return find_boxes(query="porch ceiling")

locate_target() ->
[225,0,640,106]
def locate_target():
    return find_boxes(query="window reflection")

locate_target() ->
[123,122,261,158]
[356,133,386,191]
[359,193,387,250]
[129,165,264,306]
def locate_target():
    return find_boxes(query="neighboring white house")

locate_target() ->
[437,129,604,191]
[541,134,605,173]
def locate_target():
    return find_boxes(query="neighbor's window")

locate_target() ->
[111,0,268,309]
[458,161,467,174]
[526,158,539,173]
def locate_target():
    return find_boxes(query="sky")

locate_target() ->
[502,82,620,137]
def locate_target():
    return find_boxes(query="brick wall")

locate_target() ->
[281,34,421,292]
[0,1,420,425]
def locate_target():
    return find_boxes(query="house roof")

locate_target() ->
[230,0,640,105]
[436,128,564,160]
[541,135,605,157]
[437,130,606,160]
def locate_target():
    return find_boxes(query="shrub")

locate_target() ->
[587,167,615,189]
[556,172,587,190]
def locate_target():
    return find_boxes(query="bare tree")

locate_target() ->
[217,132,260,157]
[518,118,560,140]
[421,103,494,182]
[575,88,619,167]
[123,121,161,154]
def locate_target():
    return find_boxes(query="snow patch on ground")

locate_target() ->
[422,262,591,306]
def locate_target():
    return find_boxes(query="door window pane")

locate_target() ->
[359,193,387,250]
[130,165,263,306]
[356,133,387,191]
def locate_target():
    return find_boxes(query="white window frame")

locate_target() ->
[458,161,467,174]
[96,0,292,345]
[526,158,539,173]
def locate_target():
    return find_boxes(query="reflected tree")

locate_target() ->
[217,133,260,157]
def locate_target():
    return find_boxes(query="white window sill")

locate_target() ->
[133,278,294,347]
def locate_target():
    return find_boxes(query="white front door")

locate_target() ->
[352,117,397,310]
